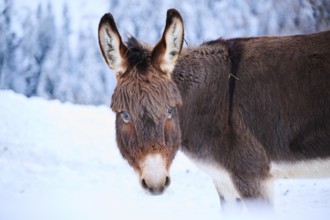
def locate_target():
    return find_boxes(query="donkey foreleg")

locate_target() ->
[214,173,273,212]
[210,156,273,211]
[212,171,244,211]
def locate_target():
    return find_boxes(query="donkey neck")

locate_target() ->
[172,41,234,159]
[172,41,232,98]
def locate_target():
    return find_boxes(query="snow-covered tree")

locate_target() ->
[10,13,39,95]
[0,0,16,89]
[0,1,56,96]
[1,0,329,105]
[74,26,114,105]
[27,2,56,96]
[0,0,6,79]
[38,3,74,102]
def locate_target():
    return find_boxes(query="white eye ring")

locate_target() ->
[121,111,132,123]
[166,107,174,119]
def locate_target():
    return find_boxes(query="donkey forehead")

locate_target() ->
[109,38,182,116]
[111,77,180,116]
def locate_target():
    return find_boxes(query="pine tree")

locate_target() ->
[0,0,6,81]
[28,2,56,96]
[37,3,74,102]
[75,26,114,105]
[0,0,16,89]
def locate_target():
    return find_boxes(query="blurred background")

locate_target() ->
[0,0,329,105]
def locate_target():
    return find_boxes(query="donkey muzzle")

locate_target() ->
[139,154,171,195]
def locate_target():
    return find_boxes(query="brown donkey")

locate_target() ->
[98,9,330,208]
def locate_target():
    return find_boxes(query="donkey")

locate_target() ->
[98,9,330,208]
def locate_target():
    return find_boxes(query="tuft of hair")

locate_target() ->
[126,37,151,72]
[201,37,225,46]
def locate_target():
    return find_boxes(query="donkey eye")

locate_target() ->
[121,112,132,123]
[166,107,174,119]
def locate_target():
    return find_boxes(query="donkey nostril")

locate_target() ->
[165,176,171,187]
[142,179,148,190]
[141,178,168,195]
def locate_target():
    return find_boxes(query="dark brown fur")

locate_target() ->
[175,32,330,161]
[175,32,330,199]
[99,9,330,205]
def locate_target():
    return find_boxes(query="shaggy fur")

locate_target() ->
[99,9,330,204]
[174,32,330,199]
[110,37,182,175]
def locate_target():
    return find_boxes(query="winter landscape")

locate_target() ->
[1,0,330,220]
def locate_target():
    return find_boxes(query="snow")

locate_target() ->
[0,90,330,220]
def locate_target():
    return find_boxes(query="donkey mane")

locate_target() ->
[125,37,151,73]
[111,78,181,119]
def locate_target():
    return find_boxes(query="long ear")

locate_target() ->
[152,9,184,74]
[98,13,128,77]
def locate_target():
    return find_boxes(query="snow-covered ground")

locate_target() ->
[0,90,329,220]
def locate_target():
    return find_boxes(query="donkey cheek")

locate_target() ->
[165,119,177,135]
[117,124,142,171]
[165,120,180,146]
[121,123,136,134]
[164,122,180,164]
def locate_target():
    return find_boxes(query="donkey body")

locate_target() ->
[175,32,330,205]
[98,9,330,208]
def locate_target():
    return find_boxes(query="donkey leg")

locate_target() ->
[209,164,273,211]
[214,183,244,211]
[224,157,272,211]
[228,132,273,209]
[261,177,274,205]
[234,177,272,214]
[211,168,245,211]
[232,175,268,201]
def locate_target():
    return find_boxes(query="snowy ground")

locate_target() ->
[0,90,329,220]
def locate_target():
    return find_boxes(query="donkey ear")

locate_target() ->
[98,13,128,77]
[152,9,184,74]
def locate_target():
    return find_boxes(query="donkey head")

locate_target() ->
[98,9,184,195]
